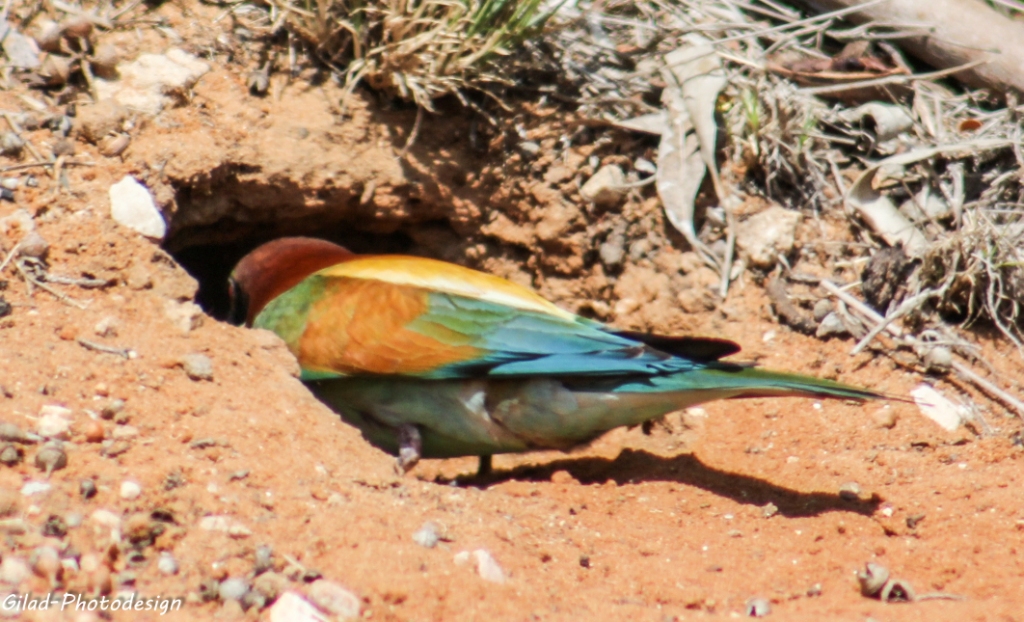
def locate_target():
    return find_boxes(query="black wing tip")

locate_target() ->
[612,331,741,362]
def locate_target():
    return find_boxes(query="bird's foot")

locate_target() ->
[476,455,493,478]
[395,424,422,474]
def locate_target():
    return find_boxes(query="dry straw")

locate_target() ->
[266,0,563,108]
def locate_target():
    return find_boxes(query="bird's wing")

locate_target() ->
[252,255,737,381]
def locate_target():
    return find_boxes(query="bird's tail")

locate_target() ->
[594,363,888,403]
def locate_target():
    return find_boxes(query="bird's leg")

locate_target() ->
[396,423,422,474]
[476,455,493,477]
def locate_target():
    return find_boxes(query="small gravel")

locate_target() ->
[218,577,249,601]
[120,481,142,500]
[412,522,440,548]
[157,552,179,575]
[307,580,360,619]
[181,353,214,381]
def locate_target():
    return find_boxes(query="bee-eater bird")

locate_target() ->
[229,237,882,475]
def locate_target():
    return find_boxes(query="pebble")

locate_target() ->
[120,481,142,500]
[254,545,274,574]
[82,418,105,443]
[838,481,862,501]
[307,580,361,619]
[0,132,25,156]
[812,299,833,322]
[735,206,801,268]
[17,231,49,259]
[100,133,131,157]
[109,176,166,239]
[252,571,290,602]
[241,590,266,612]
[181,354,213,381]
[0,443,22,466]
[200,515,251,537]
[111,425,139,440]
[42,514,67,537]
[815,312,847,339]
[412,522,440,548]
[100,399,126,420]
[0,422,36,443]
[634,157,656,175]
[0,518,28,535]
[157,552,179,575]
[92,43,120,70]
[94,316,121,337]
[35,443,68,474]
[21,481,51,496]
[858,562,890,596]
[268,592,329,622]
[459,549,506,584]
[97,49,210,115]
[872,406,898,429]
[744,597,772,617]
[218,577,249,601]
[516,141,540,158]
[599,235,626,268]
[923,346,952,374]
[580,164,626,208]
[125,265,152,290]
[80,479,98,499]
[30,546,60,583]
[164,300,204,333]
[0,556,30,585]
[37,412,71,439]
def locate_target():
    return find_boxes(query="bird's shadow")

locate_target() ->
[440,449,881,519]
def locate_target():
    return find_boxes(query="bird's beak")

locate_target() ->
[227,276,250,326]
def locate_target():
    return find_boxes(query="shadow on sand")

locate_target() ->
[441,448,880,519]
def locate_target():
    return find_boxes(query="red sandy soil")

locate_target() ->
[1,3,1023,620]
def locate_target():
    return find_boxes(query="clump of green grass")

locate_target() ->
[272,0,561,109]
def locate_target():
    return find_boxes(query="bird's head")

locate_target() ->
[228,237,354,326]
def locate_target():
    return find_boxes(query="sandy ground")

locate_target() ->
[1,3,1023,620]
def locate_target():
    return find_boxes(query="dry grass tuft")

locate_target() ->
[266,0,561,109]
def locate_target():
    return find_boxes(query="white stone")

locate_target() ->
[157,553,179,575]
[164,300,203,333]
[200,515,250,537]
[199,515,231,531]
[90,509,122,531]
[39,404,72,418]
[36,413,70,439]
[20,481,50,496]
[268,592,329,622]
[472,549,506,584]
[0,556,30,585]
[308,580,360,619]
[94,48,210,115]
[111,425,139,440]
[412,522,439,548]
[736,206,801,268]
[816,312,847,338]
[120,481,142,500]
[109,176,165,239]
[94,316,121,337]
[910,384,964,431]
[580,164,626,208]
